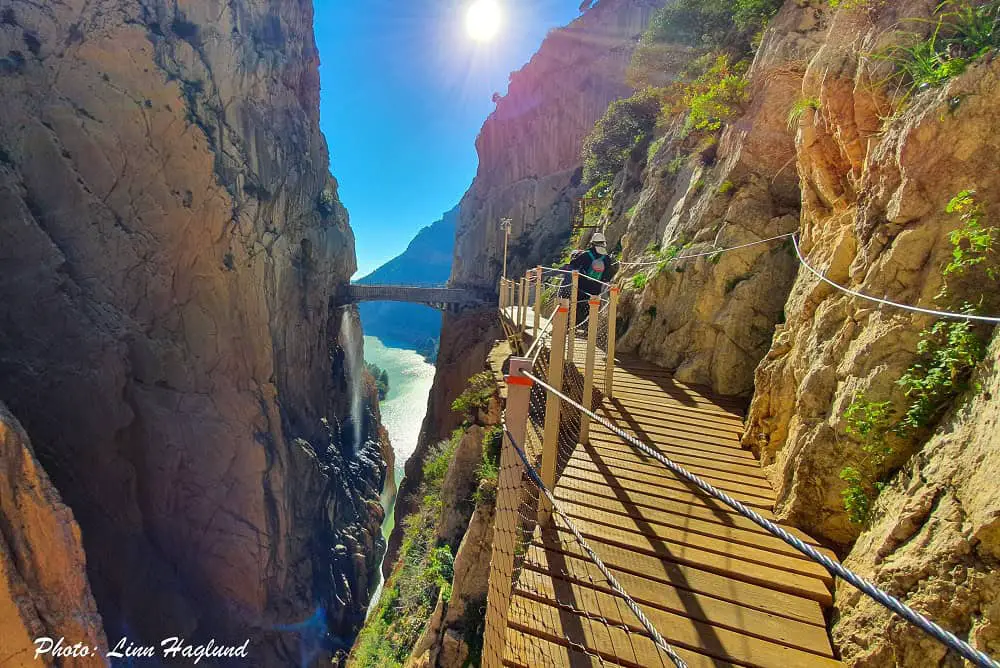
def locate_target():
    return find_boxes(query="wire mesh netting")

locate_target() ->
[487,296,683,668]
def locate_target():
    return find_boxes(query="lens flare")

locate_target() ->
[466,0,502,43]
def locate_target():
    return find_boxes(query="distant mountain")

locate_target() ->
[357,206,458,360]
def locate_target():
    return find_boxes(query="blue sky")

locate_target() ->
[314,0,582,278]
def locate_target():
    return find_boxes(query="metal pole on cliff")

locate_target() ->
[604,287,619,398]
[539,299,568,526]
[580,297,600,444]
[500,217,512,280]
[483,357,532,668]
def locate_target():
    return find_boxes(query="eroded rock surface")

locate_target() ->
[0,403,107,667]
[0,0,385,661]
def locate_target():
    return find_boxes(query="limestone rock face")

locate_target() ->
[831,336,1000,665]
[0,403,107,666]
[613,1,828,396]
[745,8,1000,549]
[0,0,385,661]
[452,0,665,289]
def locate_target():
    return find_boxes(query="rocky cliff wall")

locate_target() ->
[593,0,1000,662]
[0,0,385,661]
[613,2,825,396]
[0,403,107,666]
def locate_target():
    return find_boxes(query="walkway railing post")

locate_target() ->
[567,271,579,364]
[483,357,532,668]
[518,275,527,340]
[604,287,620,398]
[580,297,600,444]
[498,278,506,310]
[533,266,542,334]
[538,299,569,526]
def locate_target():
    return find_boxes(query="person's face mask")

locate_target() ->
[594,245,607,256]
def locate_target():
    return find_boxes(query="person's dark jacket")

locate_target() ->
[562,248,617,296]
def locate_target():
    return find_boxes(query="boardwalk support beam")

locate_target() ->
[483,357,533,668]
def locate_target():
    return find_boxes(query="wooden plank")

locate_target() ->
[598,381,744,414]
[585,431,758,469]
[504,627,623,667]
[578,445,772,493]
[589,411,747,448]
[568,452,776,499]
[558,471,778,521]
[555,476,834,555]
[522,545,833,655]
[582,438,765,479]
[515,569,841,666]
[597,387,744,420]
[588,414,750,454]
[508,592,733,668]
[557,500,832,583]
[545,520,832,605]
[530,533,827,624]
[554,488,836,561]
[573,445,773,492]
[562,462,776,510]
[595,402,746,434]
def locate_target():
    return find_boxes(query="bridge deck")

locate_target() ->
[499,306,840,667]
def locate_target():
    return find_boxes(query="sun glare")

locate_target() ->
[466,0,502,43]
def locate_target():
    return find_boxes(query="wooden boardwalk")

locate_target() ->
[498,305,840,668]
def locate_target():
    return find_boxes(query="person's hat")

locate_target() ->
[591,232,608,255]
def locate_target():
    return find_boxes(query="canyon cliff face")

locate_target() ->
[0,0,386,662]
[0,403,107,666]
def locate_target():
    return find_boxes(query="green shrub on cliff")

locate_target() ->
[879,0,1000,98]
[451,371,496,416]
[582,88,662,184]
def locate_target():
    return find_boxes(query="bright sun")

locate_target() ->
[466,0,502,43]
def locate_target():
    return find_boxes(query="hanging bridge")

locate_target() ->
[482,265,998,668]
[335,283,490,312]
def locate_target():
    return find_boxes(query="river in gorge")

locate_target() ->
[362,335,437,612]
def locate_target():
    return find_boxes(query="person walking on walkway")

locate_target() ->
[562,232,617,327]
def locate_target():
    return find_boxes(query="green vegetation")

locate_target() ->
[352,434,461,667]
[451,371,496,416]
[839,190,997,525]
[839,397,896,525]
[680,56,750,135]
[942,190,999,285]
[473,425,503,506]
[582,88,661,184]
[787,97,821,130]
[365,361,390,400]
[631,273,649,291]
[897,317,987,432]
[879,0,1000,98]
[718,180,736,195]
